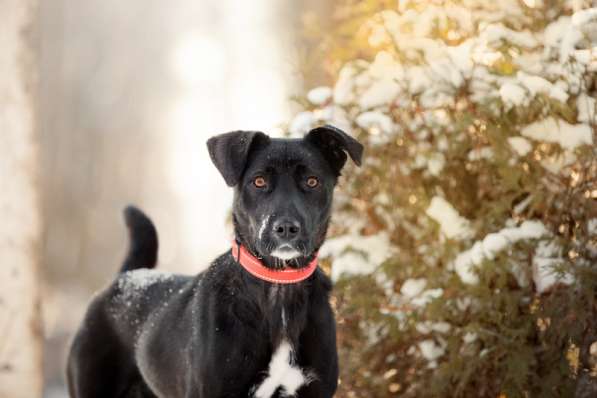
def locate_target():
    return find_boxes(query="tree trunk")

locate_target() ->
[0,1,43,397]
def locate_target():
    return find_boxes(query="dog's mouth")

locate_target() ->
[270,244,302,261]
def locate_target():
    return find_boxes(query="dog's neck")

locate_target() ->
[231,240,318,285]
[265,283,310,347]
[225,237,314,345]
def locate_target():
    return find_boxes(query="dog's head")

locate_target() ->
[207,125,363,269]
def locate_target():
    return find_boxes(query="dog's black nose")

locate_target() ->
[273,219,301,240]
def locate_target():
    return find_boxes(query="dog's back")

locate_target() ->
[67,207,192,398]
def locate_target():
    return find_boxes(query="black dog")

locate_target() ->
[67,125,363,398]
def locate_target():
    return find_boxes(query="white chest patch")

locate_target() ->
[253,340,311,398]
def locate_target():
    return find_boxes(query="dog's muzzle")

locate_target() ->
[271,244,301,260]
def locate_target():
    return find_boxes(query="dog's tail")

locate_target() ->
[120,205,158,272]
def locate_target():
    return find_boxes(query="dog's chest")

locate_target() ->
[263,284,308,335]
[252,305,312,398]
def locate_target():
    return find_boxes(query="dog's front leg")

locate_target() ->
[184,323,265,398]
[183,365,230,398]
[185,358,258,397]
[183,355,242,397]
[297,299,339,398]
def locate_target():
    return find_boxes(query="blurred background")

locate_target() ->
[36,0,328,396]
[2,0,597,397]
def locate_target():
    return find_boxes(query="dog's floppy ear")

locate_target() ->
[207,130,269,187]
[305,125,363,174]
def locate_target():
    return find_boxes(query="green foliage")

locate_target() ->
[295,0,597,396]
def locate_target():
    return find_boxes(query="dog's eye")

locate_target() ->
[253,176,267,188]
[306,176,319,188]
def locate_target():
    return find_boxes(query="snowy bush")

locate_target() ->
[292,1,597,397]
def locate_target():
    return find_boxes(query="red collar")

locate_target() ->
[231,240,318,284]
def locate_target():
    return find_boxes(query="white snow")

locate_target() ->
[357,52,403,109]
[426,153,446,176]
[426,196,473,240]
[558,8,597,61]
[576,93,596,123]
[513,195,533,215]
[288,0,595,316]
[411,288,444,307]
[453,220,549,284]
[418,339,445,361]
[307,86,332,105]
[508,136,533,156]
[288,111,315,136]
[544,16,571,51]
[399,279,443,309]
[322,4,595,138]
[356,111,395,135]
[321,232,392,282]
[400,278,427,298]
[415,321,451,334]
[333,64,359,105]
[589,218,597,235]
[573,47,597,69]
[375,192,391,205]
[117,269,173,292]
[482,23,538,48]
[516,72,569,103]
[471,47,503,67]
[467,147,494,161]
[500,82,527,108]
[329,251,373,282]
[428,110,451,128]
[559,24,584,61]
[521,117,593,150]
[447,40,475,78]
[463,332,478,344]
[407,66,433,95]
[571,7,597,27]
[428,57,465,88]
[253,340,311,398]
[532,240,574,293]
[312,105,353,135]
